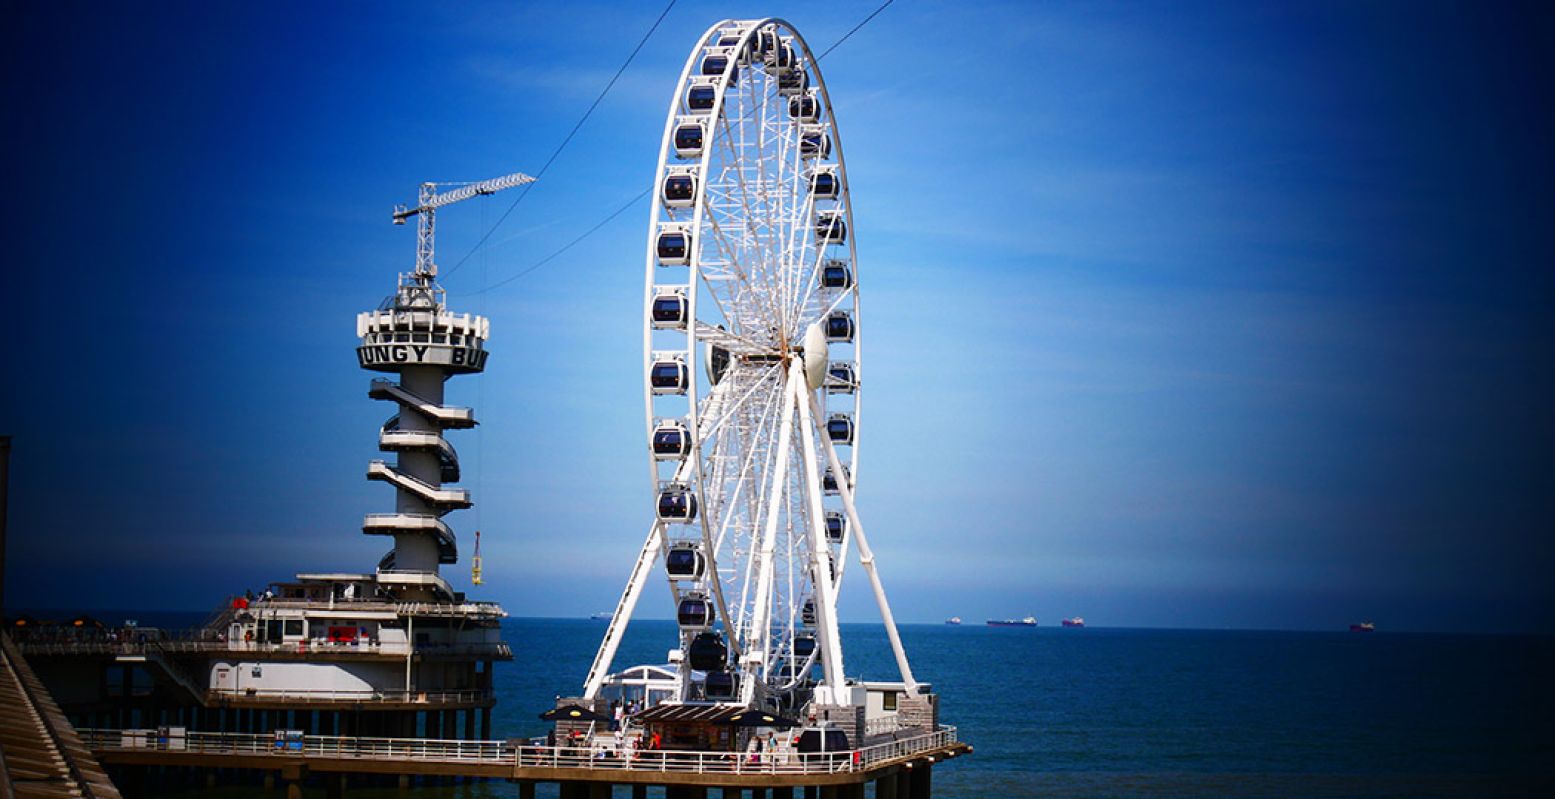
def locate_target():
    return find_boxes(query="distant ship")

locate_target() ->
[1349,621,1375,633]
[1061,617,1085,628]
[945,617,962,625]
[590,612,611,621]
[986,617,1037,627]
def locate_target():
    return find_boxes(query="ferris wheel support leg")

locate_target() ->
[583,522,667,699]
[742,368,800,706]
[793,374,848,698]
[809,391,920,695]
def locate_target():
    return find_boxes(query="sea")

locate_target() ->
[39,613,1555,798]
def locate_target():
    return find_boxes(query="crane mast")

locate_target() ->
[392,170,536,281]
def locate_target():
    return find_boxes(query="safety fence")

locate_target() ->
[79,725,958,777]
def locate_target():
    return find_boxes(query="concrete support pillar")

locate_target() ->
[668,787,708,799]
[325,773,346,799]
[894,768,911,799]
[875,771,898,799]
[464,707,475,740]
[559,782,588,799]
[263,772,276,790]
[588,783,613,799]
[205,770,217,789]
[771,789,792,799]
[518,781,537,799]
[909,764,932,799]
[752,789,767,799]
[631,785,648,799]
[803,787,818,799]
[118,668,132,728]
[481,706,491,740]
[398,774,410,789]
[721,788,742,799]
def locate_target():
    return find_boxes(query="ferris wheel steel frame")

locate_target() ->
[583,18,917,710]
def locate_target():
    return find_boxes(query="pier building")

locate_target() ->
[12,179,522,748]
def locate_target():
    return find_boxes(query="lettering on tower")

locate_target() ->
[357,345,488,370]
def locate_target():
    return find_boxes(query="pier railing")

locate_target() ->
[205,688,492,705]
[78,725,959,776]
[15,638,512,660]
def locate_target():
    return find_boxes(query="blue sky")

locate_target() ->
[3,1,1551,633]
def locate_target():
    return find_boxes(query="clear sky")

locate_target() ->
[3,1,1551,633]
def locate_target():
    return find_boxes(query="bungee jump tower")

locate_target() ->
[13,175,532,750]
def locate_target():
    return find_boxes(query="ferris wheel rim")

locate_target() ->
[640,17,863,702]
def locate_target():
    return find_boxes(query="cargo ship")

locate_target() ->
[1061,617,1085,628]
[986,617,1037,627]
[945,617,962,625]
[1349,621,1375,632]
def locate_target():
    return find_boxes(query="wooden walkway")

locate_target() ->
[0,633,122,799]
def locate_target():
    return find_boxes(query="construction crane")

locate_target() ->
[392,170,536,280]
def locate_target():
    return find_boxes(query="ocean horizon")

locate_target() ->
[16,612,1552,798]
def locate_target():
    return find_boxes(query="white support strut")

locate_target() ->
[792,365,848,697]
[810,390,918,694]
[582,522,666,699]
[741,368,798,705]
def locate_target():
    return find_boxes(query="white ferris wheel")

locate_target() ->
[584,18,917,713]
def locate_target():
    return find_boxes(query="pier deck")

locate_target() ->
[81,726,968,789]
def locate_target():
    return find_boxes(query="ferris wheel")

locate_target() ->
[584,18,916,712]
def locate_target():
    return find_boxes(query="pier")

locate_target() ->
[79,725,966,797]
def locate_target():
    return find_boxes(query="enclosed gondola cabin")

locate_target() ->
[801,599,818,627]
[809,170,839,200]
[687,631,728,671]
[752,28,780,60]
[677,594,713,629]
[705,343,730,385]
[777,67,808,97]
[656,228,691,265]
[825,510,847,542]
[825,312,855,343]
[800,126,831,159]
[650,291,689,330]
[789,93,819,122]
[661,173,696,208]
[649,358,690,394]
[674,122,705,159]
[651,420,692,460]
[827,414,855,445]
[686,83,717,113]
[763,36,795,70]
[827,362,857,393]
[657,486,699,523]
[704,670,739,700]
[822,465,850,495]
[815,209,846,242]
[665,543,705,579]
[701,53,738,81]
[821,261,852,289]
[793,635,817,659]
